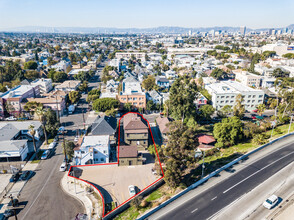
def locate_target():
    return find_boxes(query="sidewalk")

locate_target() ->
[0,159,39,217]
[60,173,102,220]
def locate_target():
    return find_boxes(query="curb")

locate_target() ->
[137,132,294,220]
[59,174,88,215]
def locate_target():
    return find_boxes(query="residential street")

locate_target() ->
[147,135,294,220]
[12,104,90,220]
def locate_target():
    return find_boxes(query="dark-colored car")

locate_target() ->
[3,209,14,218]
[8,198,19,207]
[9,173,20,182]
[20,171,31,181]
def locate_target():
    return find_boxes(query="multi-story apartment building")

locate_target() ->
[123,113,148,151]
[31,78,53,94]
[118,76,146,109]
[205,81,265,111]
[115,52,145,61]
[0,85,40,118]
[234,70,262,88]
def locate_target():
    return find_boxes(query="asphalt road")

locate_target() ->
[13,99,92,220]
[15,141,84,220]
[152,140,294,220]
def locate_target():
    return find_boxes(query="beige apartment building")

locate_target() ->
[233,70,262,88]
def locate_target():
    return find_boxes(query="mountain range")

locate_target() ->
[0,25,293,34]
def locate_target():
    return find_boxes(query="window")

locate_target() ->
[259,95,263,98]
[81,151,85,154]
[231,96,234,98]
[221,96,224,98]
[133,97,137,101]
[103,150,106,154]
[101,158,104,161]
[226,96,229,98]
[144,141,146,144]
[252,95,256,98]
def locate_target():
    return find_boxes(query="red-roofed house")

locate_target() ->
[197,134,216,151]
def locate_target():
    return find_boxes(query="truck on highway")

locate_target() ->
[68,104,75,114]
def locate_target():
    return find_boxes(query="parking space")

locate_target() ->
[0,174,12,194]
[75,163,159,206]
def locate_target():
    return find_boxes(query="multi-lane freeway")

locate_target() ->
[148,136,294,220]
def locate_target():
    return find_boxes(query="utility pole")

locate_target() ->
[55,95,60,123]
[63,132,68,170]
[288,115,293,134]
[82,108,86,132]
[201,151,205,178]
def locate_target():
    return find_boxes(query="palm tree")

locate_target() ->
[29,124,37,153]
[36,106,48,145]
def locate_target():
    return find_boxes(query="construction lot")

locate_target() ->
[73,162,160,206]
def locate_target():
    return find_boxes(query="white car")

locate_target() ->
[128,185,136,197]
[6,116,17,121]
[74,136,79,142]
[263,195,278,209]
[48,141,57,149]
[59,162,66,172]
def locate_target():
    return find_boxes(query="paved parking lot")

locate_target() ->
[0,174,11,194]
[74,162,160,206]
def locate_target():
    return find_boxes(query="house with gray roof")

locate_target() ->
[0,140,28,161]
[90,115,117,145]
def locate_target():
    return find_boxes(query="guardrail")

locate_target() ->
[137,132,294,220]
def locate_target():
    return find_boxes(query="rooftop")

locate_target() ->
[119,145,138,158]
[206,81,263,94]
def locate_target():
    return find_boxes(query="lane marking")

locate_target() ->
[21,156,61,220]
[223,151,294,194]
[191,208,198,213]
[211,196,217,201]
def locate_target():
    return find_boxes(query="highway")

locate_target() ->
[148,137,294,220]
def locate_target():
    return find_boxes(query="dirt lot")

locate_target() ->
[74,162,160,206]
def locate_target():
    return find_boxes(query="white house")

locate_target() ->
[31,78,53,94]
[0,140,28,161]
[74,135,110,165]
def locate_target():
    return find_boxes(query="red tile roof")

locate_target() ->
[197,134,216,145]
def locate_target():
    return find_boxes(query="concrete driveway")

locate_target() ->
[74,163,160,206]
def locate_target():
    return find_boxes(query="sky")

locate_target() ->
[0,0,293,29]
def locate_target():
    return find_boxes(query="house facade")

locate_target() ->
[74,135,110,165]
[123,113,148,151]
[119,145,143,166]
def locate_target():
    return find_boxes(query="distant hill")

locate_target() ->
[0,25,292,34]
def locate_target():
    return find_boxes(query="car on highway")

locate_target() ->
[128,185,136,197]
[20,170,32,181]
[41,150,50,160]
[48,141,57,149]
[9,172,20,182]
[59,162,67,172]
[263,195,278,209]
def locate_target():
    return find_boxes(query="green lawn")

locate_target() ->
[146,190,162,202]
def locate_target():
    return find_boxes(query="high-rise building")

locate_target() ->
[269,28,275,35]
[240,26,246,36]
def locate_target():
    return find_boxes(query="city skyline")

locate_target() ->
[0,0,293,29]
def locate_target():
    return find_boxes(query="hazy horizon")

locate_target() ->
[0,0,293,29]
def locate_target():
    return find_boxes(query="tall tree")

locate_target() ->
[213,116,243,148]
[69,91,81,104]
[142,75,156,91]
[29,124,37,153]
[233,94,245,118]
[168,76,198,122]
[35,106,48,145]
[164,121,199,188]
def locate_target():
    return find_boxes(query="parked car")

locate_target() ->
[58,126,65,134]
[54,136,59,142]
[128,185,136,197]
[252,109,258,113]
[48,141,57,149]
[74,136,79,142]
[20,171,31,181]
[3,209,14,218]
[263,195,278,209]
[8,198,19,207]
[41,150,50,160]
[59,162,66,172]
[252,116,257,119]
[5,116,17,121]
[9,173,20,182]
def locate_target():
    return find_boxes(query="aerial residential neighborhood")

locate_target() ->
[0,1,294,220]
